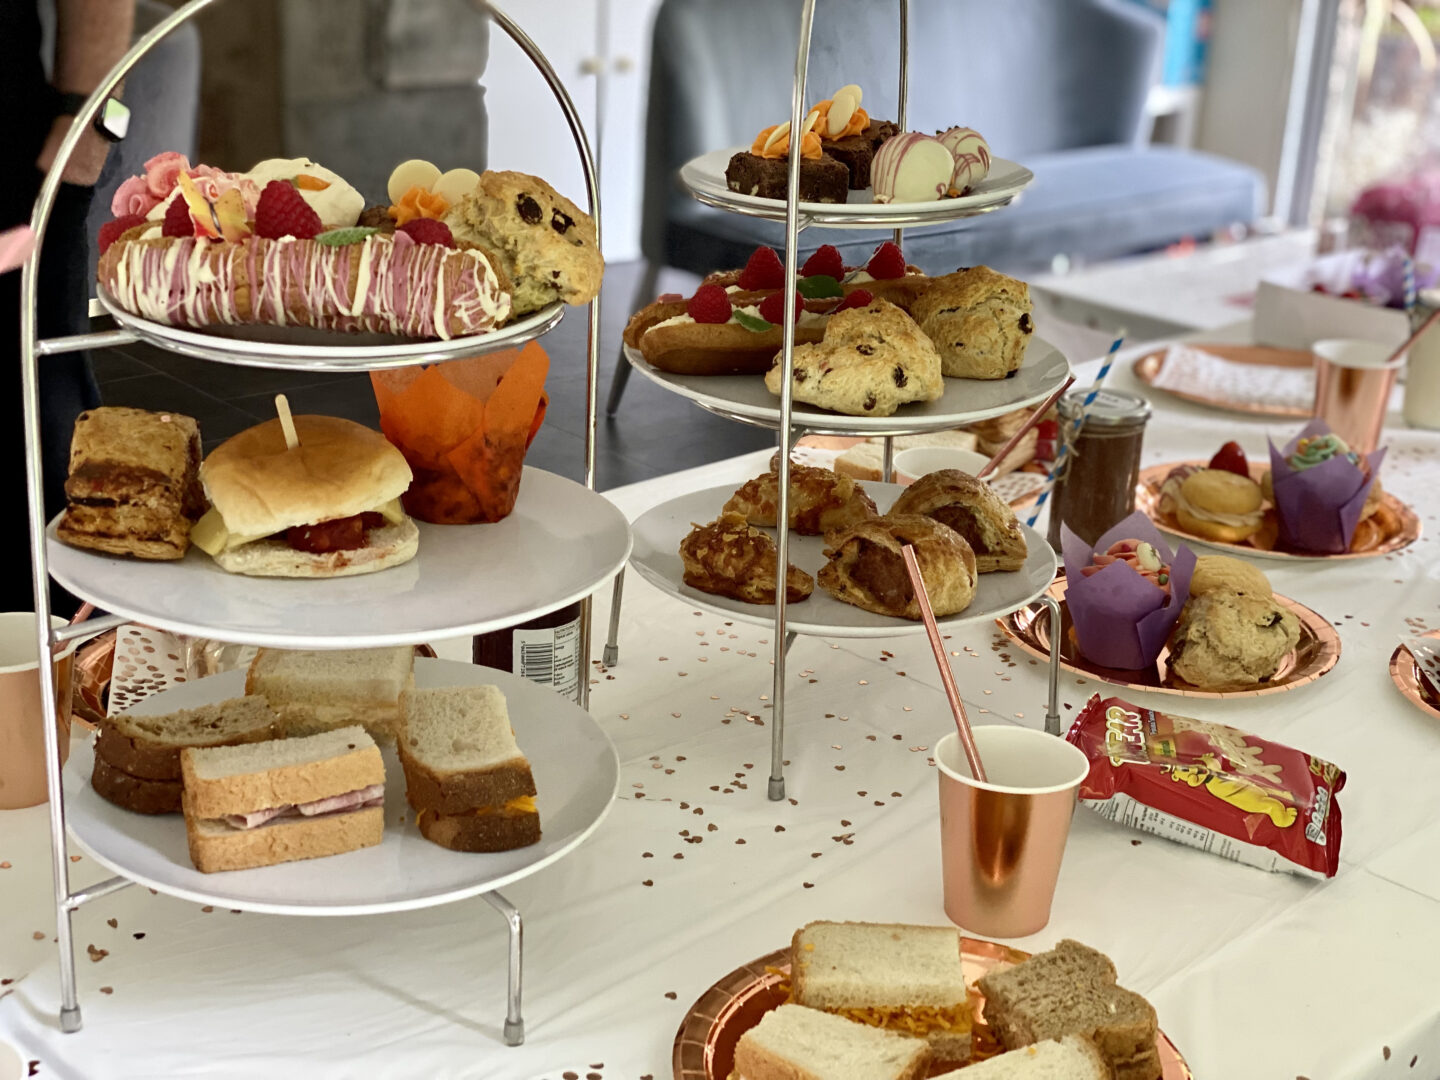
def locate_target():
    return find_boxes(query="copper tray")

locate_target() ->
[674,941,1192,1079]
[998,576,1340,699]
[1133,344,1314,418]
[1137,460,1420,562]
[1389,630,1440,721]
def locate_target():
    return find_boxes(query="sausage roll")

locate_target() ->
[889,468,1028,572]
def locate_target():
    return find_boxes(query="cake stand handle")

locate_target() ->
[892,0,909,252]
[603,570,624,668]
[1043,593,1063,736]
[482,890,525,1045]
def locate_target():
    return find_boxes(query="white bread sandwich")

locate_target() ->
[180,726,385,873]
[976,940,1160,1080]
[790,921,974,1065]
[398,686,540,852]
[933,1036,1107,1079]
[92,697,280,815]
[245,646,415,737]
[734,1003,930,1080]
[188,415,418,578]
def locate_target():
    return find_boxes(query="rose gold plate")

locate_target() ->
[997,576,1340,699]
[673,941,1192,1079]
[1389,629,1440,721]
[1133,344,1315,418]
[1137,460,1420,562]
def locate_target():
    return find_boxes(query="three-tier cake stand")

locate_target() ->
[20,0,628,1046]
[613,0,1070,802]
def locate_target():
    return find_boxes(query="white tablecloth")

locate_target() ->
[3,326,1440,1079]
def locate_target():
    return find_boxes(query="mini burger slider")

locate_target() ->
[190,415,418,578]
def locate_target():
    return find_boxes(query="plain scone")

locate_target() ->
[734,1004,931,1080]
[764,299,944,417]
[976,940,1161,1080]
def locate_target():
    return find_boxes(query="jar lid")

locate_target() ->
[1058,388,1152,426]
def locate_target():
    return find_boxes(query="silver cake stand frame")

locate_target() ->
[602,0,1066,801]
[21,0,609,1046]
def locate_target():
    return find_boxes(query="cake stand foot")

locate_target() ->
[1043,593,1063,736]
[59,1005,82,1034]
[482,890,524,1046]
[603,570,624,668]
[768,774,786,801]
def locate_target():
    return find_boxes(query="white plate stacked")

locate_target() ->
[628,482,1058,638]
[63,659,619,915]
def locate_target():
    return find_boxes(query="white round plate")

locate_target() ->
[629,482,1057,638]
[680,148,1033,228]
[48,467,631,648]
[97,288,565,372]
[64,659,619,915]
[624,338,1070,435]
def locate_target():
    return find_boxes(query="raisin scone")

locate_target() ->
[910,266,1034,379]
[889,468,1027,572]
[444,170,603,314]
[1167,591,1301,689]
[819,514,976,620]
[723,455,878,535]
[763,298,943,416]
[679,512,814,605]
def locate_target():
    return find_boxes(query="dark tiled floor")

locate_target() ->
[92,260,775,488]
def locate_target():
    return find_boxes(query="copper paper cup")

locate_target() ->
[1312,338,1404,455]
[0,613,78,810]
[936,727,1089,938]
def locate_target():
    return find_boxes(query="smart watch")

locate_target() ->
[54,91,130,143]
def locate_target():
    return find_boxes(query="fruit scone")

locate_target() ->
[763,297,945,416]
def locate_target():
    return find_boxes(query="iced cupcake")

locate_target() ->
[1264,421,1385,554]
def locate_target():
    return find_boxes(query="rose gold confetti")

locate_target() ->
[0,862,10,869]
[86,945,107,962]
[106,918,117,929]
[735,839,746,845]
[33,931,45,940]
[201,906,214,913]
[803,882,814,889]
[664,991,678,1000]
[619,713,629,719]
[642,880,653,887]
[99,986,113,995]
[858,679,868,685]
[671,712,681,718]
[69,855,80,863]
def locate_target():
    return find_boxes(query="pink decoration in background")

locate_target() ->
[0,226,36,274]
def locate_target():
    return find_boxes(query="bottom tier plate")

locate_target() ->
[629,482,1058,638]
[673,943,1192,1078]
[63,658,619,915]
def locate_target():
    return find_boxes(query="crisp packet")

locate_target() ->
[1066,694,1345,878]
[1061,511,1195,670]
[1268,419,1385,554]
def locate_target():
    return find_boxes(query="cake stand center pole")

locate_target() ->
[892,0,909,253]
[768,0,819,803]
[1043,593,1064,736]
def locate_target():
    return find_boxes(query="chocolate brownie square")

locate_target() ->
[725,151,850,204]
[823,119,899,189]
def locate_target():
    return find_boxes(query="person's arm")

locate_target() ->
[36,0,136,186]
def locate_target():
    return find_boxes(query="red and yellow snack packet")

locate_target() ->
[370,342,549,524]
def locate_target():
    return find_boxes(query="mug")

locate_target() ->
[0,613,78,810]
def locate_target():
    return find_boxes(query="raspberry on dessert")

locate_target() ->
[398,218,455,247]
[98,214,148,254]
[737,246,785,290]
[1208,441,1250,478]
[687,283,733,324]
[758,290,803,325]
[801,244,845,279]
[835,288,874,311]
[866,241,906,279]
[161,194,193,238]
[254,179,322,241]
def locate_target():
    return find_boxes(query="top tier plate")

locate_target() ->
[96,288,565,373]
[680,148,1033,228]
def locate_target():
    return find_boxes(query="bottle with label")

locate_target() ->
[473,601,583,703]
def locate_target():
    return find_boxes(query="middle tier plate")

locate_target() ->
[629,482,1058,638]
[623,337,1070,435]
[47,467,632,648]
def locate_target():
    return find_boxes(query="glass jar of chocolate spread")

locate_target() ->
[473,601,583,703]
[1045,389,1152,551]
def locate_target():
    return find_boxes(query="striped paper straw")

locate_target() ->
[1025,329,1126,529]
[1403,253,1417,312]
